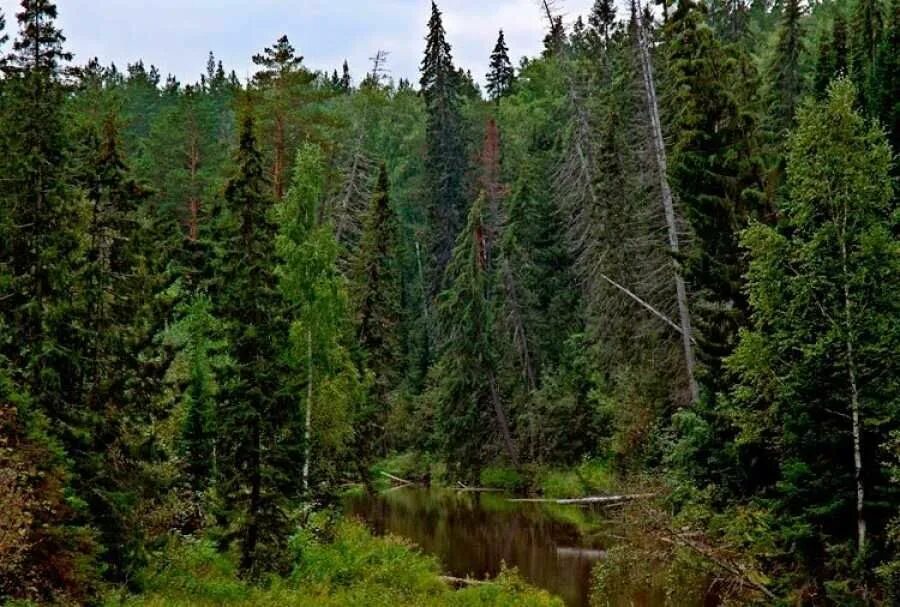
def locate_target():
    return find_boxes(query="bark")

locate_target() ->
[489,370,519,467]
[634,1,700,403]
[303,328,312,493]
[840,205,866,553]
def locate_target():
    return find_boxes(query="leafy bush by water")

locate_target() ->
[107,520,563,607]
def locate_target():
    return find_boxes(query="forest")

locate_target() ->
[0,0,897,605]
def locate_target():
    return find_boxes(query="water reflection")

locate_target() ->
[344,487,608,607]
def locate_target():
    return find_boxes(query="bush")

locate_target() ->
[479,466,525,492]
[108,520,562,606]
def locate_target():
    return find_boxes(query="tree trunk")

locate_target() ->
[488,370,519,467]
[303,328,312,493]
[840,208,866,553]
[634,1,700,403]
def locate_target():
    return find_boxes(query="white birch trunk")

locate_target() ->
[303,328,313,493]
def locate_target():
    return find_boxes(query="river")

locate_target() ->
[344,486,612,607]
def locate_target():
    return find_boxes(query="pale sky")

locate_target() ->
[0,0,602,87]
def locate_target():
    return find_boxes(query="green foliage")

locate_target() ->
[479,466,525,492]
[728,79,897,582]
[109,521,561,607]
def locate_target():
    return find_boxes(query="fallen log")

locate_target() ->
[507,493,656,505]
[380,471,414,486]
[441,575,488,587]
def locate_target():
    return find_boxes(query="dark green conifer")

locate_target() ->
[420,1,466,294]
[352,164,403,459]
[212,111,296,578]
[486,30,514,102]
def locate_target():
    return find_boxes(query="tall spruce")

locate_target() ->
[850,0,883,112]
[815,12,849,97]
[352,164,403,459]
[212,112,296,578]
[767,0,805,134]
[430,194,518,473]
[664,0,765,390]
[420,2,466,295]
[486,30,514,102]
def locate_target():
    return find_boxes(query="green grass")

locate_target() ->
[479,466,526,492]
[106,520,563,607]
[534,459,615,499]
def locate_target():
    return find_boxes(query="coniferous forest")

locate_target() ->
[0,0,898,605]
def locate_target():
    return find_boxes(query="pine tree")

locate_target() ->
[252,35,315,200]
[731,80,897,558]
[212,112,296,578]
[486,30,514,102]
[351,164,403,459]
[420,2,466,294]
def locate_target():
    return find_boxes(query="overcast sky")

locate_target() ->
[0,0,601,87]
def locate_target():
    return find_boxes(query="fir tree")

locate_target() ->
[486,30,514,102]
[420,2,466,294]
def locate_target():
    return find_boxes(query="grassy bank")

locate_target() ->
[104,519,562,607]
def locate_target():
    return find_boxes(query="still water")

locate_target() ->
[344,487,609,607]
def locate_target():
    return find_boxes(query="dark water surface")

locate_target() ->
[344,487,609,607]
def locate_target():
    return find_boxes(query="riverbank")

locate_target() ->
[100,517,562,607]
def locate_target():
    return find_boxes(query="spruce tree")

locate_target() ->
[588,0,617,47]
[664,0,765,389]
[212,112,296,578]
[486,30,514,102]
[850,0,883,112]
[420,2,466,294]
[766,0,805,134]
[0,0,84,440]
[874,0,899,150]
[340,59,351,92]
[815,12,849,97]
[351,164,403,459]
[429,194,518,472]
